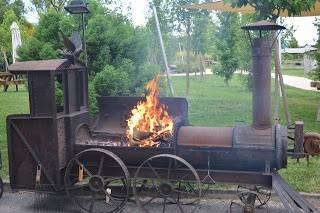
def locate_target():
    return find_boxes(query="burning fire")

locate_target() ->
[126,75,173,147]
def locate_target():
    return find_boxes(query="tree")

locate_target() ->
[18,9,64,61]
[0,0,25,22]
[167,0,203,96]
[31,0,67,13]
[228,0,317,21]
[288,37,299,48]
[215,12,240,86]
[191,11,215,78]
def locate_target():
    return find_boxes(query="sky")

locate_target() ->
[23,0,319,46]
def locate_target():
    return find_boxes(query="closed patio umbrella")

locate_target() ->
[10,22,22,63]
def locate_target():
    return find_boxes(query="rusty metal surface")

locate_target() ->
[233,124,274,149]
[304,132,320,155]
[177,127,233,147]
[251,38,272,129]
[93,96,188,135]
[8,59,69,72]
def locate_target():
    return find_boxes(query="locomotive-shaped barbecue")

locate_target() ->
[6,21,319,213]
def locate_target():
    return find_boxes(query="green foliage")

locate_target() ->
[288,37,299,48]
[55,81,64,106]
[88,80,98,115]
[214,12,240,86]
[228,0,317,21]
[17,37,42,60]
[34,9,63,50]
[93,65,130,96]
[31,0,66,14]
[174,51,202,73]
[0,0,25,23]
[18,9,64,61]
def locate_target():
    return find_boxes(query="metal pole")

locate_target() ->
[275,37,291,124]
[82,13,88,66]
[274,35,281,123]
[152,4,174,96]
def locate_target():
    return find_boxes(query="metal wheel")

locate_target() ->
[64,148,130,213]
[0,177,3,199]
[133,154,201,213]
[173,182,210,205]
[304,132,320,155]
[237,185,271,208]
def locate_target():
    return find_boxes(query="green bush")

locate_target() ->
[88,81,98,115]
[93,65,130,96]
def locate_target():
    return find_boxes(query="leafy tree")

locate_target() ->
[35,8,63,50]
[228,0,317,21]
[214,12,240,86]
[17,37,42,60]
[145,0,177,67]
[167,0,203,96]
[18,9,64,61]
[31,0,67,13]
[0,0,25,22]
[288,37,299,48]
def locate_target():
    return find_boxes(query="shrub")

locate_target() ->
[93,65,130,96]
[88,81,98,116]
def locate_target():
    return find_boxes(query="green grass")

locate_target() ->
[0,86,29,179]
[275,68,311,78]
[0,76,319,192]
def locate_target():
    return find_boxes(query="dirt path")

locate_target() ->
[271,73,319,91]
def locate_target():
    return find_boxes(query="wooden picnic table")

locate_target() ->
[0,72,25,92]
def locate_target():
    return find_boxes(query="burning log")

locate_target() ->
[126,75,174,147]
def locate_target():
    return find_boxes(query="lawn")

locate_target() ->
[0,75,319,192]
[275,68,312,78]
[0,86,29,179]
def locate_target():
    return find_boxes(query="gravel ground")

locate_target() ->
[0,190,303,213]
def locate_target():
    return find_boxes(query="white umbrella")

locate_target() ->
[10,21,22,63]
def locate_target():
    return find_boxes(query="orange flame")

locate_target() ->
[126,75,173,147]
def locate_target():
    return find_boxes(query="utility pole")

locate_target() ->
[152,4,174,96]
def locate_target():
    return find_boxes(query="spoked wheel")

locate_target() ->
[64,148,130,213]
[304,132,320,155]
[0,177,3,199]
[133,154,201,213]
[171,181,208,206]
[237,185,271,208]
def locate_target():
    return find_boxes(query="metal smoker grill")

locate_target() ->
[5,21,319,213]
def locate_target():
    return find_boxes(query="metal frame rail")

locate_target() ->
[272,170,318,213]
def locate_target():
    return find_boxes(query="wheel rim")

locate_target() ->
[133,154,201,213]
[64,148,130,213]
[237,185,271,208]
[0,178,3,199]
